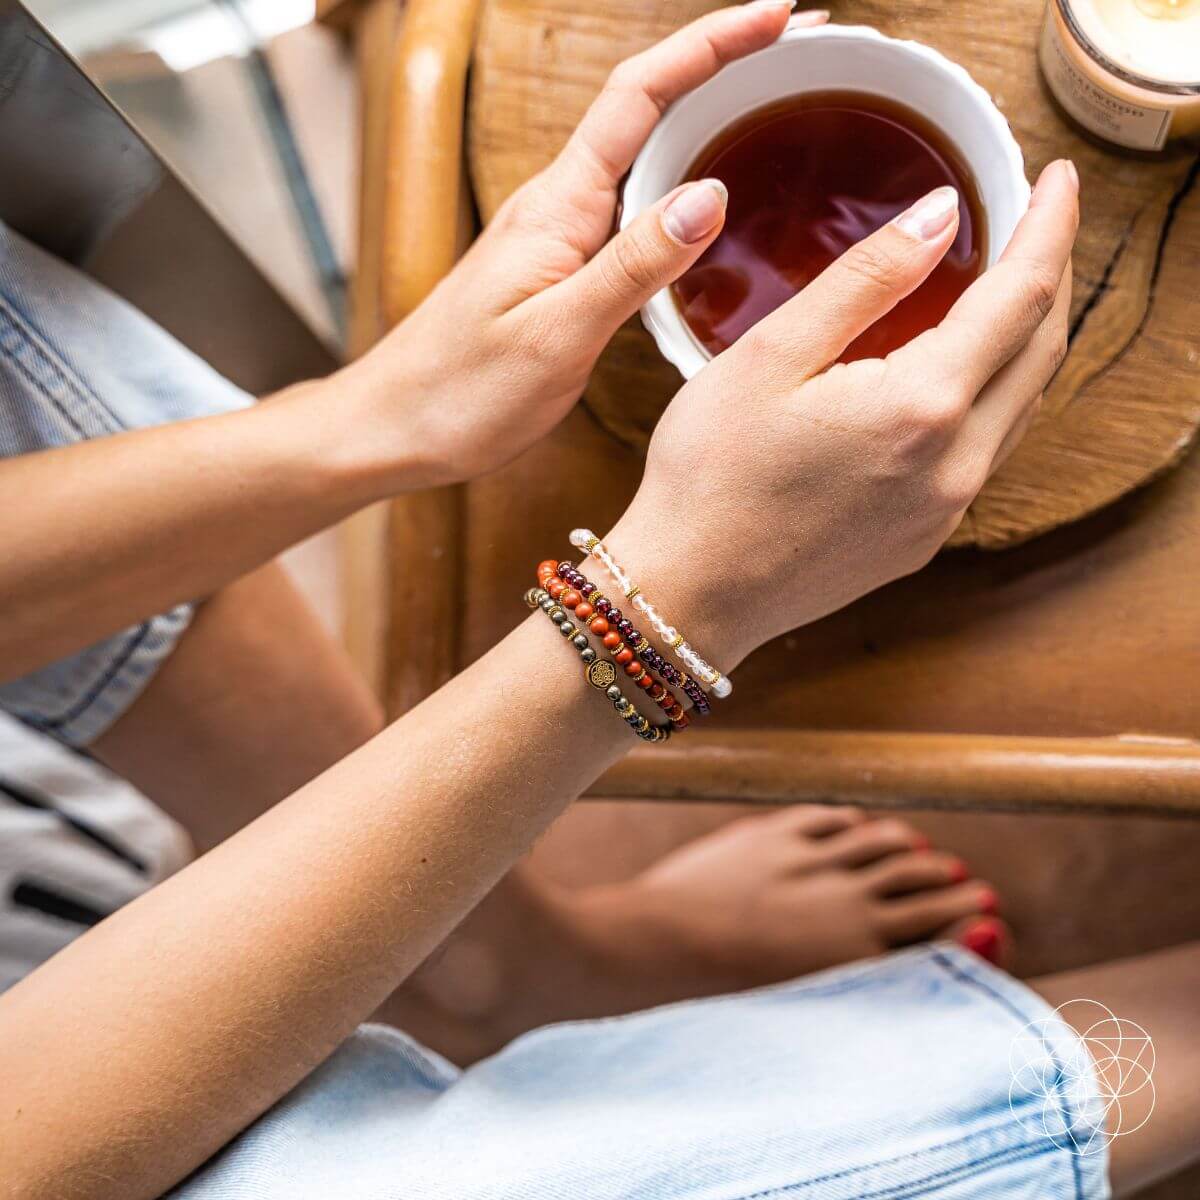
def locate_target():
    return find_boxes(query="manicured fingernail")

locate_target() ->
[959,918,1002,964]
[948,858,970,884]
[662,178,728,244]
[911,833,931,851]
[748,0,797,9]
[893,186,959,240]
[1063,158,1079,190]
[791,8,831,23]
[976,886,1000,916]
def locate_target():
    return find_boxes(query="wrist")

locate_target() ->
[598,512,760,679]
[310,335,450,499]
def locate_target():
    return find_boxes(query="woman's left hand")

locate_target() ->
[343,3,826,488]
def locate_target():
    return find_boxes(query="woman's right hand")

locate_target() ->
[608,159,1079,669]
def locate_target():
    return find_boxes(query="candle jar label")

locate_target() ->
[1039,14,1174,149]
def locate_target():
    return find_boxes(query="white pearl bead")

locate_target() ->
[712,676,732,699]
[569,529,592,550]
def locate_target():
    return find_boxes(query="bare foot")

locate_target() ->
[397,806,1008,1060]
[564,806,1007,1002]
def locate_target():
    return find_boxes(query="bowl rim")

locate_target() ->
[621,21,1031,381]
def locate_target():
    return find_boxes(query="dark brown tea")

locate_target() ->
[672,91,986,362]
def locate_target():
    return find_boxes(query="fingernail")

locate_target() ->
[662,178,728,244]
[748,0,797,9]
[959,918,1002,965]
[893,186,959,241]
[1063,158,1079,190]
[976,886,1000,916]
[791,8,831,23]
[948,858,970,884]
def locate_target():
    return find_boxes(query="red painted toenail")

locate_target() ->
[977,887,1000,916]
[948,859,970,884]
[959,919,1002,964]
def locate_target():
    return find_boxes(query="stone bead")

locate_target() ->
[648,683,666,702]
[547,579,566,600]
[537,559,559,579]
[624,661,643,678]
[595,598,612,615]
[713,676,733,699]
[615,649,634,666]
[572,633,589,650]
[637,674,654,691]
[606,684,623,702]
[602,631,621,650]
[562,589,582,609]
[557,561,573,576]
[575,602,594,621]
[616,618,634,638]
[559,622,576,637]
[588,616,610,636]
[581,648,597,664]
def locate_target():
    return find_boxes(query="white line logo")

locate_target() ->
[1010,999,1155,1156]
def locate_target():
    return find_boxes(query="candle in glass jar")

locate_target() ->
[1041,0,1200,150]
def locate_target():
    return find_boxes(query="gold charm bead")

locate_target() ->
[586,659,618,690]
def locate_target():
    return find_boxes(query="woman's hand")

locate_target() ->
[342,2,827,488]
[608,159,1080,668]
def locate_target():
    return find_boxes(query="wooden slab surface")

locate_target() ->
[468,0,1200,548]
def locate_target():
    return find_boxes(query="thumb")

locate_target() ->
[747,185,962,379]
[541,178,728,341]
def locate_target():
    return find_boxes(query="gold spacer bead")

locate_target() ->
[624,583,641,600]
[669,632,685,650]
[584,536,600,553]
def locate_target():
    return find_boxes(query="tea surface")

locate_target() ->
[672,91,986,362]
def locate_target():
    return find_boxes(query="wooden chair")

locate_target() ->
[326,0,1200,820]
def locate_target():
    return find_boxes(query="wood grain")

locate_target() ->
[594,729,1200,816]
[467,0,1200,549]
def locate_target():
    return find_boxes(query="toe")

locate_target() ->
[951,916,1014,970]
[815,817,924,869]
[766,804,866,839]
[863,851,969,898]
[876,880,1000,944]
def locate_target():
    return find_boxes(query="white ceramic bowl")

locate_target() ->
[621,21,1031,380]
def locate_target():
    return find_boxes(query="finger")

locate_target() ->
[533,179,728,339]
[539,4,828,251]
[956,259,1072,469]
[891,159,1079,401]
[736,185,962,383]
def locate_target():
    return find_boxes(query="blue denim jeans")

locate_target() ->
[0,221,250,745]
[174,946,1110,1200]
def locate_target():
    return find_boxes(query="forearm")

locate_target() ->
[0,374,393,681]
[0,607,638,1200]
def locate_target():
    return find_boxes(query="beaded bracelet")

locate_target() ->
[567,530,732,699]
[538,559,698,727]
[540,559,710,719]
[525,587,670,743]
